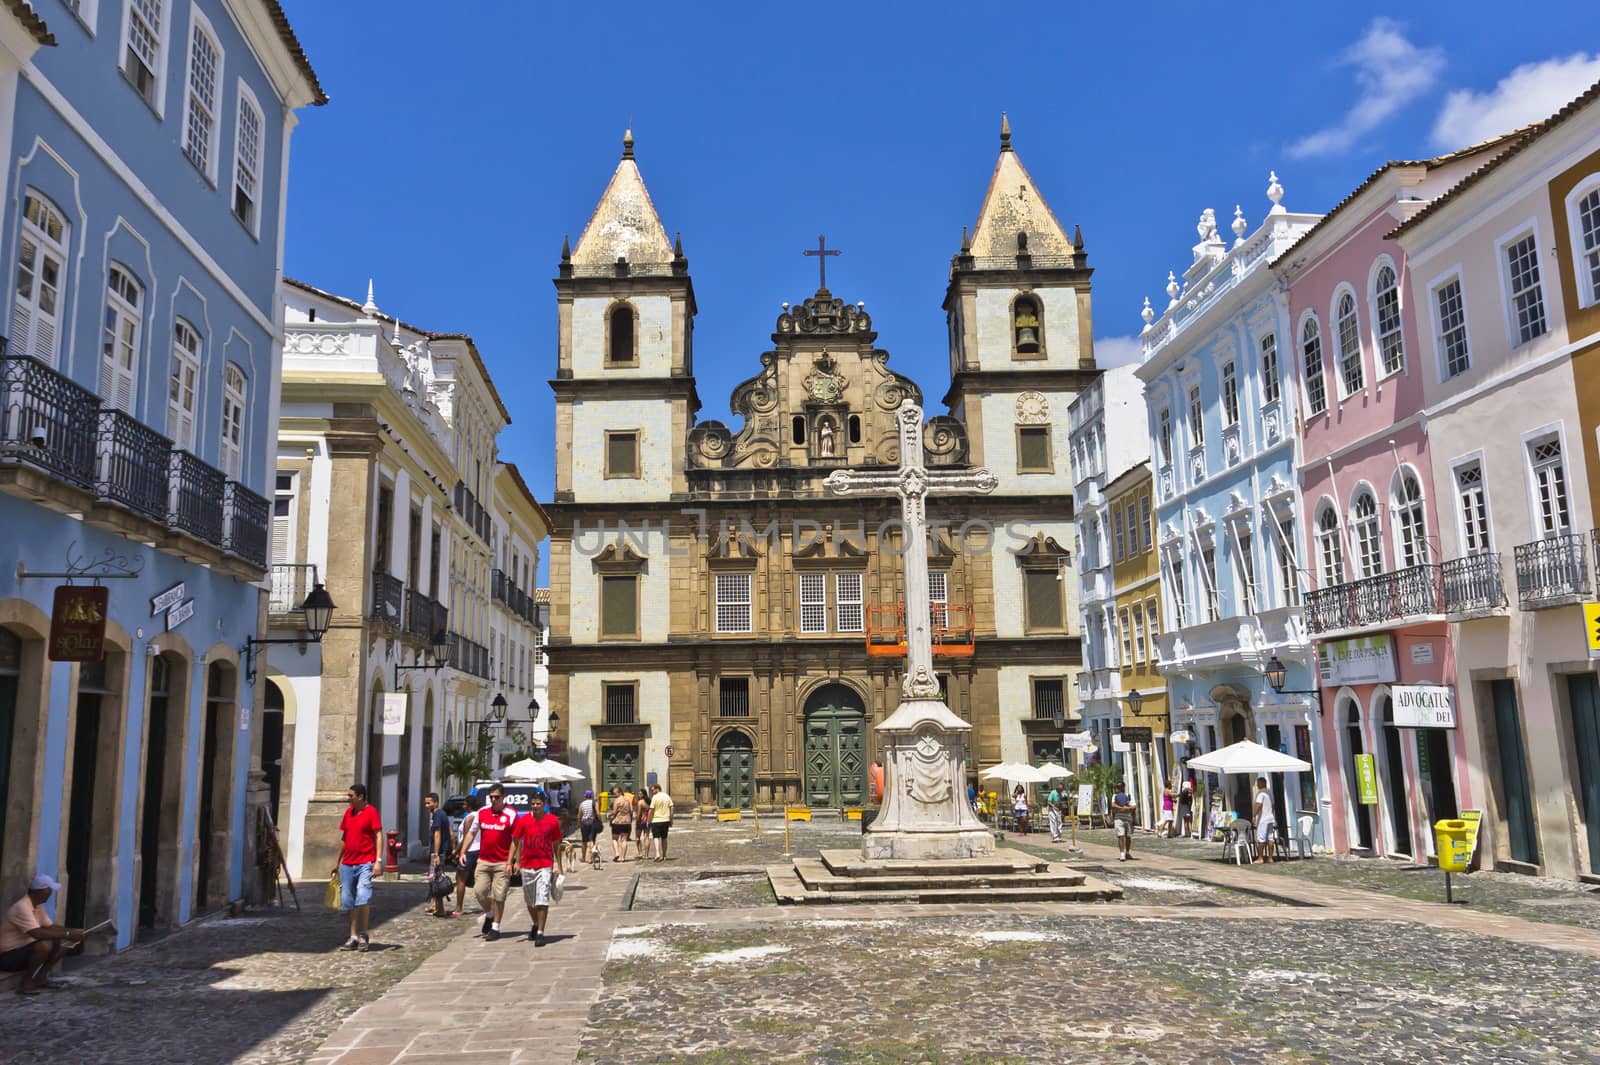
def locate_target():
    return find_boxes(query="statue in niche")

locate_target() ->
[816,417,836,458]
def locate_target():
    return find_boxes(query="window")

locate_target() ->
[182,14,220,178]
[607,302,635,364]
[1335,291,1363,394]
[1012,295,1041,356]
[799,572,826,633]
[1201,544,1219,621]
[220,364,245,478]
[714,572,751,633]
[232,86,263,233]
[12,192,68,365]
[1140,494,1153,552]
[600,574,638,638]
[1373,265,1405,375]
[1503,233,1547,345]
[1167,554,1187,628]
[1119,608,1134,665]
[1317,505,1343,588]
[1157,408,1172,466]
[1220,363,1239,426]
[603,682,636,724]
[168,319,200,450]
[1529,437,1571,537]
[1455,462,1491,553]
[1017,426,1052,472]
[1436,277,1470,378]
[1023,568,1063,631]
[1576,185,1600,305]
[719,677,751,717]
[1112,507,1125,561]
[1259,333,1280,405]
[101,265,142,413]
[1187,386,1204,445]
[837,572,864,633]
[1031,678,1065,721]
[1301,316,1326,416]
[925,571,946,630]
[1144,599,1160,662]
[791,415,806,445]
[271,471,294,569]
[604,430,639,478]
[848,414,861,444]
[1395,472,1428,568]
[1275,517,1300,607]
[123,0,165,108]
[1352,491,1383,578]
[1131,607,1145,665]
[1236,527,1256,613]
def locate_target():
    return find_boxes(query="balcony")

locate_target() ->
[1441,552,1506,617]
[454,481,491,544]
[1304,564,1444,635]
[449,632,490,679]
[0,351,98,489]
[167,450,226,545]
[1077,666,1121,703]
[405,588,447,642]
[270,563,319,618]
[1514,534,1591,609]
[370,571,404,628]
[95,409,170,521]
[222,482,269,567]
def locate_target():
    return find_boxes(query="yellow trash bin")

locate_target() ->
[1435,819,1472,873]
[598,790,610,815]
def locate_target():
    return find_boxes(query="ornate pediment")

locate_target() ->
[1014,532,1071,566]
[776,293,873,335]
[590,542,648,573]
[707,523,764,561]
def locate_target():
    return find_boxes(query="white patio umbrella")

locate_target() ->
[979,762,1055,784]
[1034,762,1072,780]
[1184,740,1311,775]
[500,757,586,783]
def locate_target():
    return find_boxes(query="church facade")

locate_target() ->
[547,123,1099,811]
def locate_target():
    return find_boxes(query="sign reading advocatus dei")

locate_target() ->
[1393,685,1456,728]
[1318,636,1397,686]
[49,585,109,662]
[150,582,185,616]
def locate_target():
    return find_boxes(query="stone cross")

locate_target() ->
[824,401,998,700]
[803,234,841,291]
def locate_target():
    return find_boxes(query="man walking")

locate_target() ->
[0,874,87,994]
[648,783,674,861]
[510,792,565,947]
[1110,784,1136,862]
[335,784,383,950]
[452,794,482,918]
[460,784,516,941]
[423,793,451,917]
[1045,783,1064,843]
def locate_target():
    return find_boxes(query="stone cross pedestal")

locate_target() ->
[824,401,998,860]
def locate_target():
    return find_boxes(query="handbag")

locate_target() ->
[324,871,341,910]
[427,872,455,899]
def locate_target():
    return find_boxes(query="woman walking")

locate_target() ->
[633,788,653,856]
[1158,784,1176,838]
[577,790,601,865]
[609,788,634,862]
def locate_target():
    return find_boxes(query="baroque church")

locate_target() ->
[547,120,1101,811]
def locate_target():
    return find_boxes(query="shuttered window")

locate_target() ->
[271,472,293,567]
[220,364,246,478]
[1023,569,1062,631]
[12,193,67,366]
[101,265,142,413]
[182,17,220,178]
[836,572,863,633]
[714,572,751,633]
[233,87,264,232]
[168,319,200,451]
[799,572,826,633]
[600,574,638,637]
[1017,426,1052,472]
[605,431,639,478]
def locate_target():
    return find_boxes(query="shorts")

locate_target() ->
[610,822,630,836]
[520,867,553,908]
[580,820,600,843]
[459,852,478,886]
[338,862,374,911]
[652,822,669,840]
[1113,817,1132,838]
[0,941,56,971]
[473,861,511,903]
[1257,819,1277,844]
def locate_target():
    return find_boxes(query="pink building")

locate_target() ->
[1275,139,1521,859]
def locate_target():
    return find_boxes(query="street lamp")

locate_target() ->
[240,582,336,682]
[490,692,508,722]
[393,629,453,687]
[1124,689,1144,714]
[1264,655,1323,715]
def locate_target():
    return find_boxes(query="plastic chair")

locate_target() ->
[1229,822,1256,865]
[1295,813,1315,858]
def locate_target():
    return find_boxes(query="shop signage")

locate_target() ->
[1076,783,1094,814]
[1354,753,1378,805]
[1112,734,1131,752]
[150,582,185,616]
[1060,732,1096,750]
[1584,602,1600,659]
[1318,636,1397,686]
[1119,726,1153,744]
[1169,729,1192,745]
[239,705,250,732]
[1409,643,1434,665]
[1393,685,1456,728]
[377,693,407,736]
[48,585,109,662]
[165,599,195,632]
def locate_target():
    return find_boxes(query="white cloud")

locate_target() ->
[1287,19,1445,160]
[1432,53,1600,149]
[1095,335,1143,367]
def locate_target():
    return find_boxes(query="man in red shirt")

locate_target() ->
[459,783,516,941]
[510,792,566,947]
[334,783,383,951]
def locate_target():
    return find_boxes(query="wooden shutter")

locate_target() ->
[1024,569,1062,631]
[601,575,637,637]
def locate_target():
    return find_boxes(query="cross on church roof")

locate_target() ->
[803,235,841,292]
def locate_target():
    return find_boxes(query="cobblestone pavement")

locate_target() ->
[1,877,463,1065]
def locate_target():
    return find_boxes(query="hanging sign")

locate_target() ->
[377,693,408,736]
[1319,636,1397,686]
[1393,685,1456,728]
[165,599,195,632]
[1354,753,1379,805]
[1119,726,1154,745]
[1060,732,1096,750]
[48,585,109,662]
[150,582,185,616]
[1170,729,1192,745]
[1112,734,1131,752]
[1583,603,1600,659]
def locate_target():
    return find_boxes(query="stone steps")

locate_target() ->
[816,847,1052,878]
[768,863,1122,905]
[794,858,1091,893]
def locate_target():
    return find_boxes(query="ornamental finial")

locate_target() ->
[622,126,634,159]
[1232,205,1247,245]
[1000,111,1012,152]
[1165,271,1180,308]
[1267,170,1285,213]
[362,279,379,317]
[1141,296,1155,330]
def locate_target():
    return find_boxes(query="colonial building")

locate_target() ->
[547,122,1094,811]
[268,280,547,878]
[0,2,322,947]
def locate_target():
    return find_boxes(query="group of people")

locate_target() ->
[586,784,673,864]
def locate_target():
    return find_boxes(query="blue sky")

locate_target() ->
[280,1,1600,527]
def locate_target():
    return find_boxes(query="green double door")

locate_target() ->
[601,746,639,796]
[804,685,867,808]
[717,733,754,809]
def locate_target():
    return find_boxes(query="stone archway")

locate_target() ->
[139,650,189,930]
[1212,683,1255,816]
[0,601,50,902]
[196,661,239,913]
[802,683,867,808]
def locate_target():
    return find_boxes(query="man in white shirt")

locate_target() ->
[452,795,482,918]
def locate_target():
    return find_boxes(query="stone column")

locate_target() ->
[301,423,380,876]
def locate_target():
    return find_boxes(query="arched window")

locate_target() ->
[1301,316,1326,416]
[101,265,143,413]
[220,364,246,478]
[13,191,69,365]
[1316,503,1344,588]
[1394,471,1428,568]
[1012,295,1041,356]
[1352,490,1383,578]
[791,415,806,445]
[1335,291,1363,394]
[607,303,634,364]
[168,319,201,451]
[847,415,861,444]
[1373,264,1404,374]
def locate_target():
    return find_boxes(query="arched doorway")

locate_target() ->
[1378,695,1413,856]
[196,662,237,913]
[262,680,285,825]
[396,684,413,845]
[67,653,124,930]
[365,679,385,816]
[1343,701,1374,851]
[139,653,186,929]
[0,629,20,888]
[803,684,867,808]
[421,689,435,805]
[716,731,754,809]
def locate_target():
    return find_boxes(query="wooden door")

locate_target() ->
[601,746,639,797]
[803,685,867,808]
[716,733,754,809]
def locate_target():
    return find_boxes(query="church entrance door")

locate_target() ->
[601,746,639,797]
[803,685,867,809]
[716,732,754,809]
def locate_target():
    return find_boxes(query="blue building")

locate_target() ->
[0,0,323,949]
[1134,184,1333,845]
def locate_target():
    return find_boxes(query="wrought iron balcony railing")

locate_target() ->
[222,481,270,567]
[1514,533,1590,608]
[95,408,171,521]
[370,570,404,627]
[1441,552,1505,615]
[269,563,318,615]
[0,351,99,489]
[167,450,226,545]
[1303,563,1444,634]
[448,632,490,679]
[405,588,447,641]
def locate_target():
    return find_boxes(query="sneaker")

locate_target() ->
[534,932,545,948]
[486,928,500,942]
[358,936,370,953]
[339,936,360,951]
[480,915,493,936]
[1119,854,1128,862]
